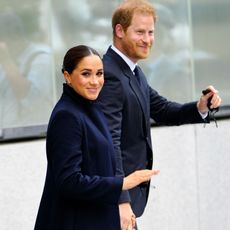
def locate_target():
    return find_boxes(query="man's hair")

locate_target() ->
[112,0,157,36]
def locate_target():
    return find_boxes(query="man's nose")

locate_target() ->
[142,33,153,43]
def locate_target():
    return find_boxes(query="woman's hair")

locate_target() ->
[112,0,157,36]
[62,45,101,74]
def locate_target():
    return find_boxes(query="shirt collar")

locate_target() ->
[111,45,137,72]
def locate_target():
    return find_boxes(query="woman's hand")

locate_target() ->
[122,169,159,190]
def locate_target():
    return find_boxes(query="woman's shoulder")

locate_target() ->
[48,97,82,125]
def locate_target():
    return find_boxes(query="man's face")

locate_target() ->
[120,12,155,63]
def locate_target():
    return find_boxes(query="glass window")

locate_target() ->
[51,0,121,97]
[144,0,230,109]
[191,0,230,106]
[144,0,194,103]
[0,0,55,130]
[0,0,229,141]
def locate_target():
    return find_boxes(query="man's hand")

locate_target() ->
[197,85,221,113]
[119,202,136,230]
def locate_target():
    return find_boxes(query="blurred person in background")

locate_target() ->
[0,9,54,128]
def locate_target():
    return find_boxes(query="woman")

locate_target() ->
[34,45,159,230]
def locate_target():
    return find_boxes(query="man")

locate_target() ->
[98,0,221,229]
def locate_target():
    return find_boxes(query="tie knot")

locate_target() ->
[133,66,141,85]
[134,66,139,76]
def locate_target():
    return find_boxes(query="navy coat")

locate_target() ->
[98,46,207,217]
[34,84,123,230]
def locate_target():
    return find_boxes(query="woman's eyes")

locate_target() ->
[82,72,91,77]
[81,71,104,77]
[97,71,104,76]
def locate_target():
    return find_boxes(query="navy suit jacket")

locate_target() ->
[98,46,206,217]
[34,84,123,230]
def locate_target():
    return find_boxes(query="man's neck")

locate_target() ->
[111,45,136,71]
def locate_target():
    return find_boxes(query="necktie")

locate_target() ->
[134,66,141,85]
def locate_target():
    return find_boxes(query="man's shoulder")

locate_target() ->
[103,49,130,77]
[103,48,117,65]
[102,53,121,78]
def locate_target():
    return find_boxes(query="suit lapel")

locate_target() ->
[107,47,148,121]
[128,71,148,117]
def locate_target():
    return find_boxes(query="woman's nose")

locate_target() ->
[89,75,98,84]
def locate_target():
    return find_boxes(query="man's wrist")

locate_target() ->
[198,110,208,119]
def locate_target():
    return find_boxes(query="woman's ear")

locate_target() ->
[63,71,71,85]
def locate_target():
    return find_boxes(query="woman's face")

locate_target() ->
[64,54,104,100]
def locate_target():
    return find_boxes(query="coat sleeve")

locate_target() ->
[148,86,209,125]
[47,110,123,204]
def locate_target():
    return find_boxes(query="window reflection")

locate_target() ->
[0,3,55,129]
[192,2,230,104]
[144,3,193,102]
[0,0,229,135]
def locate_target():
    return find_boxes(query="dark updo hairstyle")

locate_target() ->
[62,45,101,74]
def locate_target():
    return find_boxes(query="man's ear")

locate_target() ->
[115,24,125,38]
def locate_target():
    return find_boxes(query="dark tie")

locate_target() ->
[134,66,141,85]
